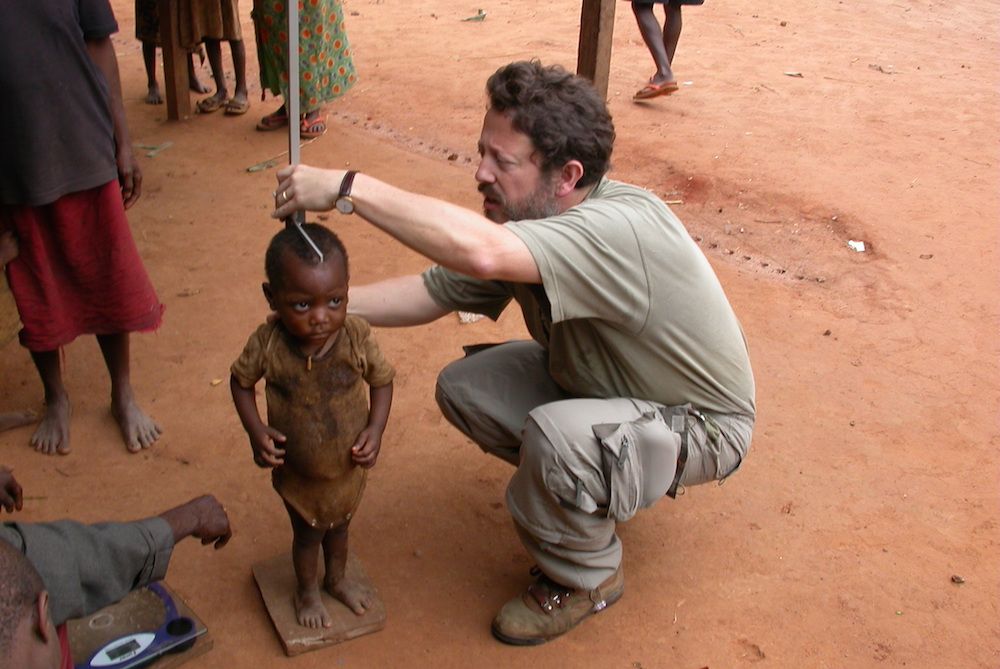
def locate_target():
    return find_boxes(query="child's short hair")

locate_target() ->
[265,223,348,288]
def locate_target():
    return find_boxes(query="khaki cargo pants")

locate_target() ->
[435,341,753,590]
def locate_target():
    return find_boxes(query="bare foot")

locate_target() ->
[145,84,163,105]
[0,410,38,433]
[31,396,71,455]
[111,393,162,453]
[325,575,373,616]
[189,76,210,95]
[294,587,332,628]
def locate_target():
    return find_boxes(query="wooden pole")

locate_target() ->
[577,0,616,98]
[157,0,191,120]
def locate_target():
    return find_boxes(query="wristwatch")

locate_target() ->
[335,170,358,215]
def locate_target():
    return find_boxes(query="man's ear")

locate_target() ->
[555,160,586,197]
[262,282,276,310]
[34,591,52,643]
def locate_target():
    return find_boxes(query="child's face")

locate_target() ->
[264,250,349,347]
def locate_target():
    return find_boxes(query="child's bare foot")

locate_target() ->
[188,75,210,95]
[31,395,71,455]
[325,575,373,616]
[145,83,163,105]
[111,391,162,452]
[0,410,37,433]
[294,586,332,628]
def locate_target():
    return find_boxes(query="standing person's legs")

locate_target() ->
[96,333,162,452]
[321,523,373,615]
[435,340,569,466]
[140,42,162,104]
[632,1,674,85]
[28,350,71,455]
[197,39,228,112]
[664,1,684,66]
[222,37,249,114]
[284,502,332,629]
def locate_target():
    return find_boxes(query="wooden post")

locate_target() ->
[157,0,191,120]
[577,0,616,98]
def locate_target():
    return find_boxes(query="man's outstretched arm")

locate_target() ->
[0,487,231,625]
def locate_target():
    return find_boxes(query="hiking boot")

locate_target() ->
[491,566,625,645]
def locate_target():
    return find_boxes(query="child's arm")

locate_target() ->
[351,381,394,469]
[230,375,286,468]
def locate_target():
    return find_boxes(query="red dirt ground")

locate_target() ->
[2,0,997,666]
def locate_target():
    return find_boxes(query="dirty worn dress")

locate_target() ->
[231,317,395,529]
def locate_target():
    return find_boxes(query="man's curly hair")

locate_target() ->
[486,60,615,188]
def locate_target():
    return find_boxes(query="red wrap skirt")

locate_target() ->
[1,181,163,351]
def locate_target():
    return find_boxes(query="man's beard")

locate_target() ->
[480,177,560,223]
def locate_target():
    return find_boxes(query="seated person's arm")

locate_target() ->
[1,491,231,626]
[349,275,450,327]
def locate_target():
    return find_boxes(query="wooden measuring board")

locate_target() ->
[252,551,386,656]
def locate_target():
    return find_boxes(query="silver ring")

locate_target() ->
[282,190,289,203]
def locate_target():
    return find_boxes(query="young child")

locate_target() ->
[231,224,394,628]
[630,0,704,100]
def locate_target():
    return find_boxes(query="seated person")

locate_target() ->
[0,467,232,668]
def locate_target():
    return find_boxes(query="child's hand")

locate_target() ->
[250,426,286,468]
[351,427,382,469]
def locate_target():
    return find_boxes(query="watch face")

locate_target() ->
[336,197,354,214]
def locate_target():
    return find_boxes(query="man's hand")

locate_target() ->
[351,427,383,469]
[272,164,345,220]
[160,495,232,549]
[0,466,23,513]
[250,425,286,468]
[117,144,142,209]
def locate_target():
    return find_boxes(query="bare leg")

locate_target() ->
[141,41,163,104]
[285,503,332,628]
[199,39,228,108]
[663,2,683,66]
[187,50,210,94]
[632,2,674,85]
[28,350,71,455]
[96,333,162,452]
[322,523,372,615]
[229,40,248,107]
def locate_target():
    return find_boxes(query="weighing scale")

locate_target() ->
[68,582,211,669]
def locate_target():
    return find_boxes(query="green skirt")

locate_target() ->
[252,0,357,112]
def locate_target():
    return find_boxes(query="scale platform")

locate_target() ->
[252,551,385,656]
[67,581,212,669]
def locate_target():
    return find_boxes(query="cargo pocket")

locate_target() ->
[592,411,678,522]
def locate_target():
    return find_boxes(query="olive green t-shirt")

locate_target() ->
[422,177,755,417]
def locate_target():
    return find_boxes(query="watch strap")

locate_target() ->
[339,170,358,200]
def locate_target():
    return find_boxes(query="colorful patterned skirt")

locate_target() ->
[252,0,357,113]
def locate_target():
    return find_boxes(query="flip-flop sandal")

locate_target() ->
[300,114,327,139]
[196,96,226,113]
[256,109,289,131]
[224,98,250,116]
[633,80,679,100]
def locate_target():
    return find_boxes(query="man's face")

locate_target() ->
[475,108,561,223]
